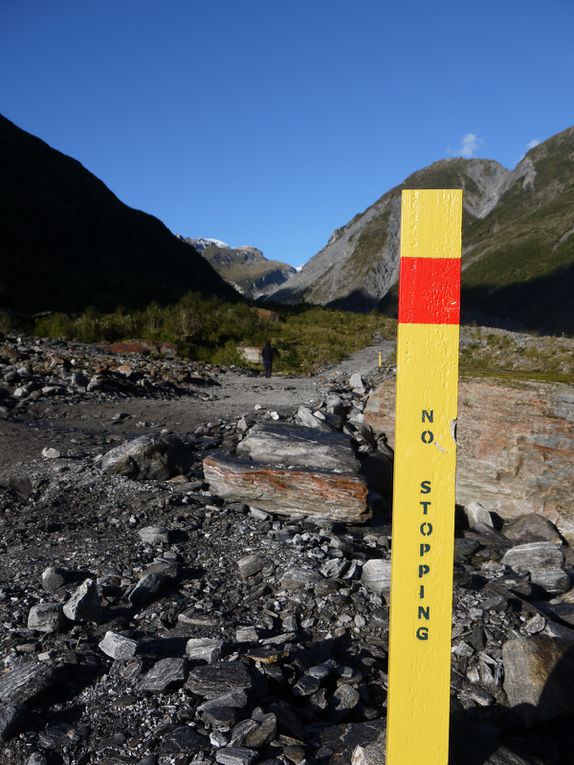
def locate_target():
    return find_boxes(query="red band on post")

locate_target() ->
[398,257,461,324]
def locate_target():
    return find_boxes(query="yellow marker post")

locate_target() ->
[386,189,462,765]
[378,351,383,369]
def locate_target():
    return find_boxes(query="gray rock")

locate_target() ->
[504,514,563,545]
[197,690,249,711]
[215,747,258,765]
[502,636,574,724]
[98,631,138,660]
[236,422,360,472]
[236,711,276,747]
[502,542,570,594]
[137,526,172,545]
[464,501,493,530]
[361,559,391,594]
[41,566,68,592]
[0,661,55,705]
[186,638,223,664]
[158,725,209,754]
[138,658,187,692]
[296,405,335,432]
[349,373,365,394]
[331,683,361,714]
[62,578,103,622]
[187,661,257,698]
[27,603,65,633]
[238,554,266,579]
[26,755,48,765]
[41,447,61,459]
[129,572,167,607]
[100,434,194,481]
[279,567,323,590]
[0,704,25,741]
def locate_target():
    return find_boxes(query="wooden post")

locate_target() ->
[386,189,463,765]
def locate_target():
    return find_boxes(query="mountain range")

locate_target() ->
[180,237,295,299]
[1,113,572,334]
[0,114,235,315]
[268,127,574,333]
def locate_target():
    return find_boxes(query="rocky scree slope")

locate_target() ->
[0,349,574,762]
[269,127,574,334]
[0,115,236,314]
[183,238,296,299]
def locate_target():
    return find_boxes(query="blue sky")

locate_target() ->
[1,0,573,267]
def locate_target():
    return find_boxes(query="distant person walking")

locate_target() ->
[261,340,278,378]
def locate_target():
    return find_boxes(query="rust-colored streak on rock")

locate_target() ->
[365,377,574,540]
[203,454,370,523]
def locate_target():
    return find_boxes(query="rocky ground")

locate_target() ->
[1,333,574,764]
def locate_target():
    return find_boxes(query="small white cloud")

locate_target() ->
[527,138,541,150]
[447,133,481,158]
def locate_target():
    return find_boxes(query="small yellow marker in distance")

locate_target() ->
[386,189,463,765]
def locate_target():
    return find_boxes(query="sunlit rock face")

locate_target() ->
[365,378,574,541]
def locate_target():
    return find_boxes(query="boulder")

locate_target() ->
[502,636,574,724]
[100,434,194,481]
[365,379,574,542]
[236,422,359,473]
[203,453,369,522]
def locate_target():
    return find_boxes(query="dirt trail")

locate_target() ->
[0,341,394,473]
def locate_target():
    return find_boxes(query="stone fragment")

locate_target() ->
[215,747,258,765]
[62,578,103,622]
[204,454,369,522]
[186,638,223,664]
[296,405,334,432]
[41,566,68,592]
[100,434,193,481]
[504,514,563,545]
[279,567,323,590]
[238,554,266,579]
[41,447,61,459]
[502,542,570,594]
[27,603,65,633]
[502,636,574,724]
[158,725,209,754]
[361,559,391,594]
[137,526,172,545]
[240,712,276,747]
[349,373,365,394]
[197,690,249,712]
[186,661,257,698]
[98,631,138,660]
[26,754,48,765]
[464,502,493,530]
[128,572,167,607]
[138,658,187,692]
[0,661,55,705]
[236,422,360,472]
[0,704,25,741]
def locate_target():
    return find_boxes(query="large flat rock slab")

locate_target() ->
[365,378,574,541]
[203,453,370,522]
[236,422,360,473]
